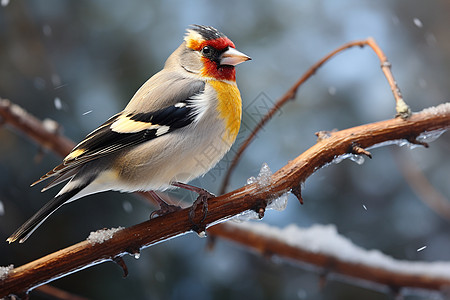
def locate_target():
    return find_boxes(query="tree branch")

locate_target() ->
[0,99,74,156]
[219,37,411,194]
[1,98,449,297]
[393,149,450,222]
[208,222,450,292]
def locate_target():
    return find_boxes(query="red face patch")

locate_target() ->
[201,59,236,81]
[186,36,237,81]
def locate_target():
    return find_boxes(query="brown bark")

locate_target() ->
[0,99,449,297]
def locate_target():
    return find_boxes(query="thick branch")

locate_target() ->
[1,102,449,297]
[208,223,450,292]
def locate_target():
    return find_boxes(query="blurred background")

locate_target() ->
[1,0,449,299]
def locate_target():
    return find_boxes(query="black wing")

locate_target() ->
[33,81,205,187]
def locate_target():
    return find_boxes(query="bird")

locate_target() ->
[7,25,251,243]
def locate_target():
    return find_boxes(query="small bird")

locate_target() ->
[7,25,250,243]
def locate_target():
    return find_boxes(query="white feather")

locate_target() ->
[188,87,212,123]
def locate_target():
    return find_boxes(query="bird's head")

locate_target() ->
[178,25,251,81]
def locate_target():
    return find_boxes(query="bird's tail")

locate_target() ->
[7,184,88,244]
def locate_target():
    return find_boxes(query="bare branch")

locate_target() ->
[365,38,411,119]
[34,285,88,300]
[220,38,411,194]
[393,149,450,221]
[0,99,74,156]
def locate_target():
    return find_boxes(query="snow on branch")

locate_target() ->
[0,265,14,281]
[87,227,124,245]
[210,222,450,292]
[0,99,450,298]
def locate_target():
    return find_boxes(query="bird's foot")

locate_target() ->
[150,202,182,219]
[147,191,182,219]
[171,182,215,231]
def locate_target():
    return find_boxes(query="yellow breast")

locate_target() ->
[209,80,242,144]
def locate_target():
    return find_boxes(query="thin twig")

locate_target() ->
[365,38,411,119]
[393,149,450,221]
[34,285,89,300]
[220,38,411,194]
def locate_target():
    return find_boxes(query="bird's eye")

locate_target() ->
[201,46,211,55]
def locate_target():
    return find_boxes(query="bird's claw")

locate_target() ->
[150,203,182,219]
[189,192,213,223]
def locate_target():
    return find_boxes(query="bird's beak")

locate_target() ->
[220,47,251,66]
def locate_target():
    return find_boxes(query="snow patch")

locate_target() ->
[365,103,450,151]
[244,163,289,215]
[87,227,124,245]
[256,163,272,187]
[233,222,450,279]
[421,102,450,116]
[247,163,274,188]
[0,265,14,280]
